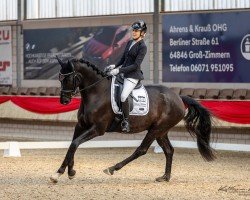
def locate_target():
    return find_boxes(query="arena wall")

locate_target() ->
[0,8,249,145]
[0,119,249,145]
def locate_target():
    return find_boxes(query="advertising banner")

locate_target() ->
[162,11,250,83]
[0,26,12,85]
[25,25,144,80]
[24,26,131,79]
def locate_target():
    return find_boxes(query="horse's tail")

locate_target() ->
[181,95,216,161]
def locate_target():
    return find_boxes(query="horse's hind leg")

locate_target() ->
[155,134,174,182]
[103,130,156,175]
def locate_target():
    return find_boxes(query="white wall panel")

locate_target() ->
[236,0,244,8]
[1,0,250,21]
[0,0,7,20]
[26,0,39,19]
[104,0,110,15]
[1,0,247,21]
[74,0,83,16]
[57,0,73,17]
[39,0,56,18]
[7,0,17,20]
[86,0,92,16]
[0,0,17,21]
[164,0,171,11]
[26,0,153,19]
[164,0,250,11]
[171,0,178,11]
[239,0,250,8]
[119,1,126,14]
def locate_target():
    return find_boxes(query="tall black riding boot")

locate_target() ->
[121,99,130,133]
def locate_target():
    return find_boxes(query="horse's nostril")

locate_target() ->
[60,95,70,105]
[64,98,71,105]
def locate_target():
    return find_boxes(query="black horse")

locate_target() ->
[50,58,215,183]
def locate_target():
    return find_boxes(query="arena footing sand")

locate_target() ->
[0,148,249,200]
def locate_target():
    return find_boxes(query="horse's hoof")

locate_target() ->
[68,175,75,180]
[50,172,62,183]
[68,170,76,180]
[50,177,58,183]
[155,175,170,182]
[103,168,114,175]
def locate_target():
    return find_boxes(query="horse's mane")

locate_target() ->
[72,58,108,78]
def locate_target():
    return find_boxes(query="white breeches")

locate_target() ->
[121,78,139,102]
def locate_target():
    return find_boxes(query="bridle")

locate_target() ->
[59,63,109,97]
[59,71,82,97]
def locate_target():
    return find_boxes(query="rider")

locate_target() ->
[105,20,147,133]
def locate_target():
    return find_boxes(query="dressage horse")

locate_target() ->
[50,58,215,183]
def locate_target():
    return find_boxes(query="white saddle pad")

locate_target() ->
[111,76,149,116]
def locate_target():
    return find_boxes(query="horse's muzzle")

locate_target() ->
[60,93,71,105]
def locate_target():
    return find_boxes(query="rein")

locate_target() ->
[73,75,109,96]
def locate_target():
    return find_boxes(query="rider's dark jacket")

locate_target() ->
[115,39,147,80]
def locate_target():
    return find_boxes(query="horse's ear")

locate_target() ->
[56,56,64,66]
[68,60,74,72]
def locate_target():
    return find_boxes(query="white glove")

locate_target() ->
[104,64,116,72]
[108,68,119,76]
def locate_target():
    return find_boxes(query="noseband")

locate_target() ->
[59,71,82,97]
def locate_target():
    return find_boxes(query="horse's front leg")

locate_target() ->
[67,124,86,179]
[50,124,102,183]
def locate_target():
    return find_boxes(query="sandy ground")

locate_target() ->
[0,148,249,200]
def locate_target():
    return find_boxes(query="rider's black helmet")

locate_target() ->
[131,20,147,33]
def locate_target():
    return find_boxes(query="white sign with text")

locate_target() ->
[0,26,12,85]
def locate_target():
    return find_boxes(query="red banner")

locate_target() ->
[0,96,250,124]
[0,96,80,114]
[0,96,10,104]
[201,101,250,124]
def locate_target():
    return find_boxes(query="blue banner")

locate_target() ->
[162,11,250,83]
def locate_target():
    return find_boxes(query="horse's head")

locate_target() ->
[57,56,82,105]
